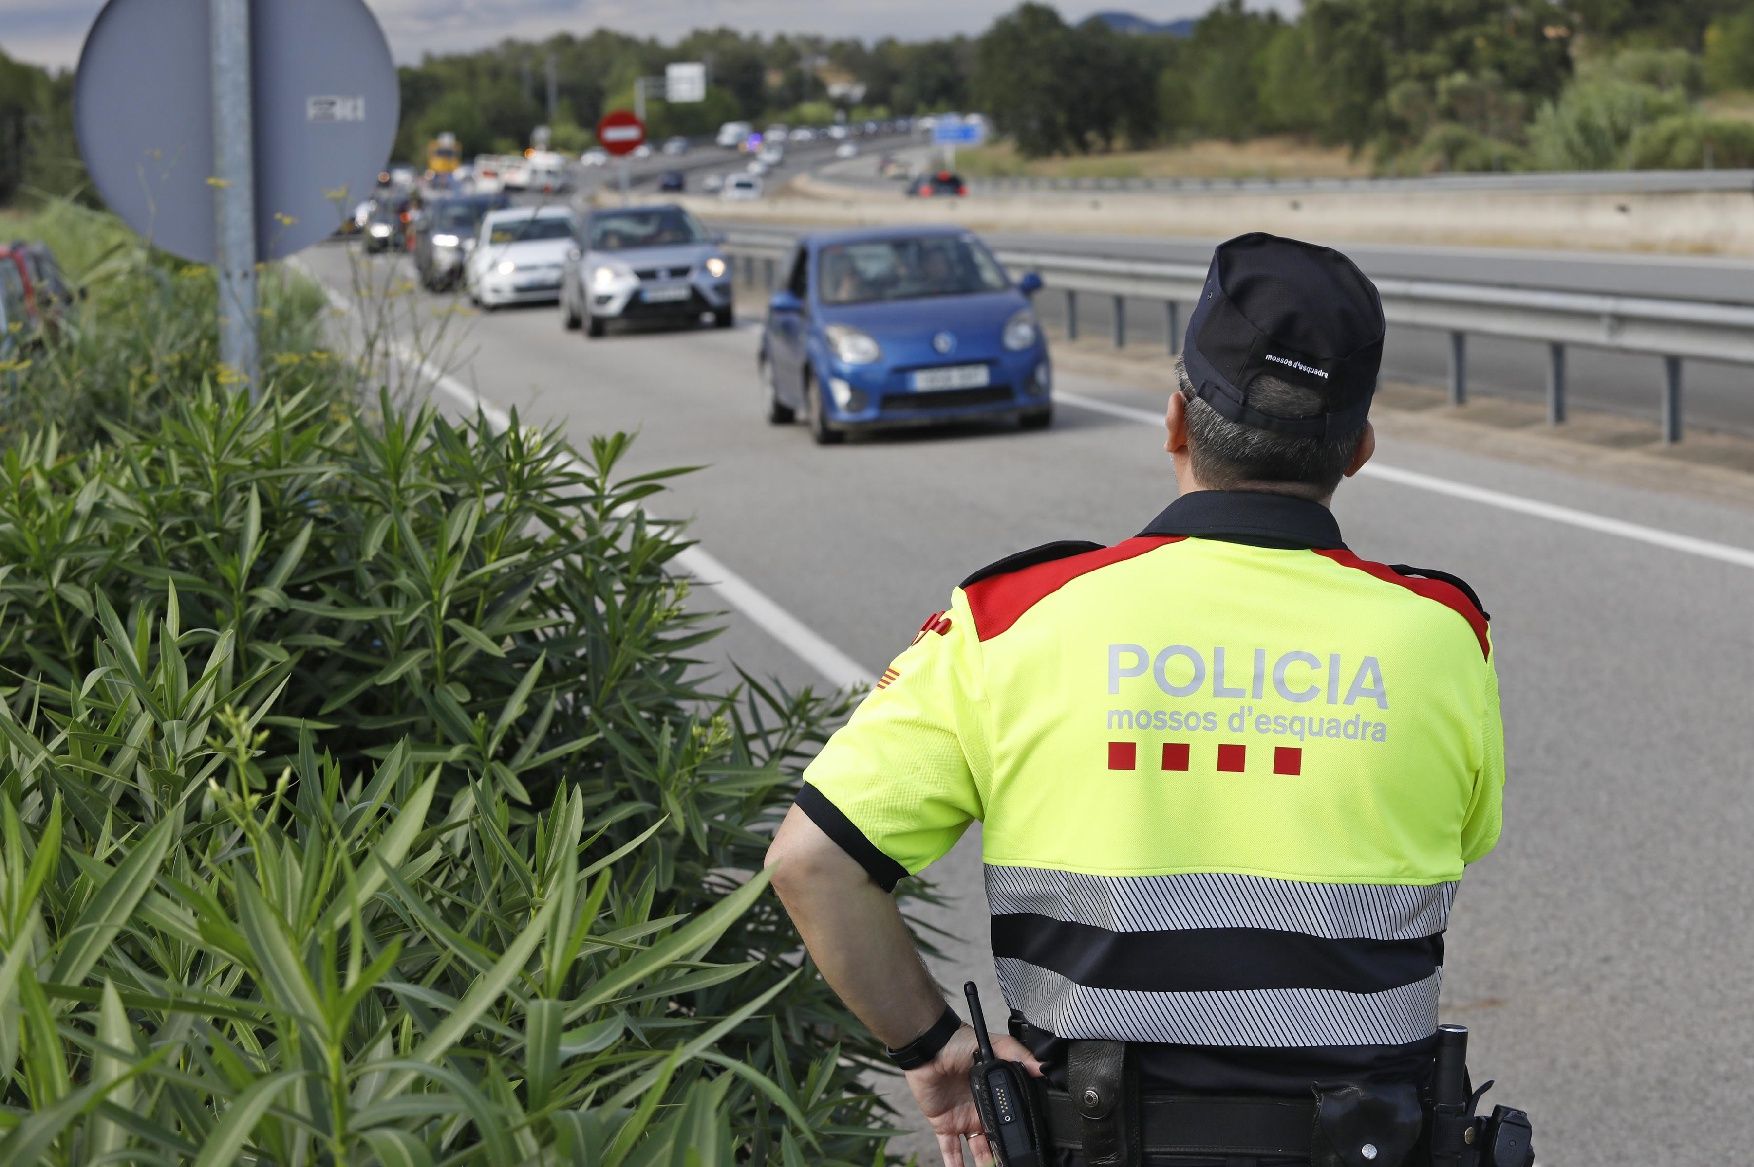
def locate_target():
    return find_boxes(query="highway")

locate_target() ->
[301,229,1754,1165]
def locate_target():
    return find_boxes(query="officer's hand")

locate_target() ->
[903,1024,1044,1167]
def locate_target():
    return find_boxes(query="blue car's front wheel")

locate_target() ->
[804,372,844,446]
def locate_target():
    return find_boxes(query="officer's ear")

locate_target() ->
[1164,392,1190,457]
[1342,421,1376,479]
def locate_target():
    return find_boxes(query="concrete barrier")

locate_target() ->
[683,172,1754,257]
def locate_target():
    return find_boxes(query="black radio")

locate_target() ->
[964,981,1049,1167]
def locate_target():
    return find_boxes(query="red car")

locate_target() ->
[0,246,41,344]
[909,170,968,198]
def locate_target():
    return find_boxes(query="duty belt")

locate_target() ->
[1044,1090,1313,1159]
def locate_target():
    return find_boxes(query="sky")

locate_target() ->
[0,0,1299,71]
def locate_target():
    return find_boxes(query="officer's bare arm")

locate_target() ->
[765,804,949,1047]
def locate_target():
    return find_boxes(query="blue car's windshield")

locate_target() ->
[819,235,1009,305]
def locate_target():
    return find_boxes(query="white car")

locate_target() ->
[757,143,784,166]
[788,127,815,142]
[702,173,725,193]
[746,159,769,176]
[632,143,653,159]
[580,148,609,167]
[721,175,762,200]
[661,136,690,156]
[465,206,577,309]
[834,142,859,159]
[827,124,849,140]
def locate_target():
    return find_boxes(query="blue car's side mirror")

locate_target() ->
[769,289,803,315]
[1019,271,1044,296]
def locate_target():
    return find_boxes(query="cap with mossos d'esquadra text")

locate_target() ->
[1182,231,1385,441]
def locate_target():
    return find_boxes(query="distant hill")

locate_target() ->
[1085,10,1198,36]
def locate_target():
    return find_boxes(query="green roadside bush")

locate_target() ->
[0,208,902,1161]
[0,200,337,447]
[1399,122,1530,175]
[1526,79,1691,171]
[1624,113,1754,169]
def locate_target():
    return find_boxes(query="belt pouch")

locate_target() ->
[1067,1040,1138,1167]
[1310,1081,1423,1167]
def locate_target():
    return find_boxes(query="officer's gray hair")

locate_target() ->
[1175,358,1366,499]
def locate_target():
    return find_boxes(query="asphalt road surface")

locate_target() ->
[303,241,1754,1166]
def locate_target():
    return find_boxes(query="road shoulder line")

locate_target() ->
[1056,391,1754,571]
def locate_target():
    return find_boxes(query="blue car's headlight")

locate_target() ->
[1003,308,1039,351]
[826,324,882,365]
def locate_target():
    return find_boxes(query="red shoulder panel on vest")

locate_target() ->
[1315,549,1491,659]
[961,536,1182,642]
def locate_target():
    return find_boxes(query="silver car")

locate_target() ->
[561,204,733,337]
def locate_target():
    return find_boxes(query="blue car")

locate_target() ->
[758,226,1051,443]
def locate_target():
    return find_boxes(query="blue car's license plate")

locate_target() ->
[911,364,990,391]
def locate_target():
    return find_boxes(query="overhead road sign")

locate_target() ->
[934,115,988,146]
[75,0,398,264]
[597,109,647,157]
[666,62,707,104]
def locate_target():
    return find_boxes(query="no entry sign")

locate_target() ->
[596,109,646,157]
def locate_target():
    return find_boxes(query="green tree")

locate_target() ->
[974,4,1076,156]
[1703,11,1754,92]
[1304,0,1573,150]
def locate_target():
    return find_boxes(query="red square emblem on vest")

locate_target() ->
[1216,744,1247,772]
[1274,747,1303,776]
[1161,742,1190,772]
[1108,742,1136,771]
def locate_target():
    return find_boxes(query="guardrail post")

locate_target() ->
[1067,290,1079,341]
[1166,301,1180,356]
[764,256,776,291]
[1546,343,1566,425]
[1113,296,1126,349]
[1447,331,1467,406]
[1662,356,1684,443]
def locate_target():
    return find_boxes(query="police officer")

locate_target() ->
[766,232,1507,1167]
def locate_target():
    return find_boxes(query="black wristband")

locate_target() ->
[885,1005,963,1070]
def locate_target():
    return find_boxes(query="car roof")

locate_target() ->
[483,205,574,222]
[588,203,686,219]
[803,224,971,248]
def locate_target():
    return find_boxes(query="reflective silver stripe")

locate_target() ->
[996,957,1442,1049]
[984,866,1456,941]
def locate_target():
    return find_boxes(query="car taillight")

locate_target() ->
[918,184,931,196]
[957,185,967,195]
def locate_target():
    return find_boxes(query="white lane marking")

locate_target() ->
[1056,390,1754,571]
[296,260,876,688]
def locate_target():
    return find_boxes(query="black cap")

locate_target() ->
[1182,232,1384,440]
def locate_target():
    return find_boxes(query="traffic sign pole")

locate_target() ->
[210,0,259,398]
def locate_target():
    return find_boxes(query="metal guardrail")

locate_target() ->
[722,229,1754,443]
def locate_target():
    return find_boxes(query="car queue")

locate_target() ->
[349,131,1050,445]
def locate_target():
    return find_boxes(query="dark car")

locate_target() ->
[908,170,967,198]
[758,225,1050,444]
[413,194,510,292]
[656,170,686,193]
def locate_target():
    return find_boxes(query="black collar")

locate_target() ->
[1140,490,1345,550]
